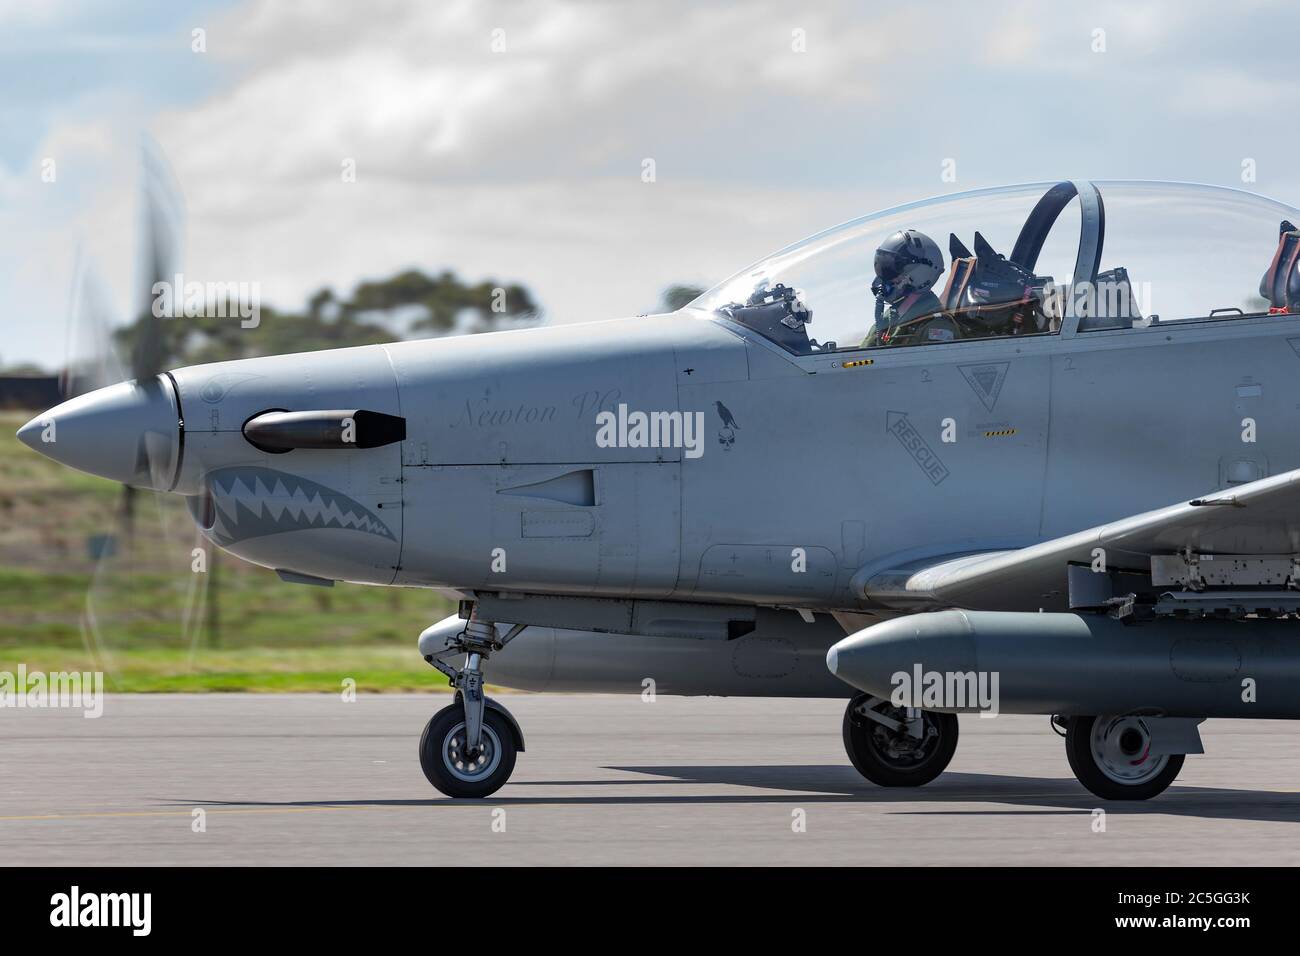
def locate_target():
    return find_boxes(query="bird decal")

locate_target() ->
[714,400,739,450]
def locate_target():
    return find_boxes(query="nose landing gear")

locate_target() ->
[842,693,959,787]
[421,614,527,798]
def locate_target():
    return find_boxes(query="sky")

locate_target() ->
[4,0,1300,369]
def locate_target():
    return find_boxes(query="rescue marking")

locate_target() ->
[886,411,950,485]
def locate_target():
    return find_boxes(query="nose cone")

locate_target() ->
[17,377,181,489]
[827,611,977,697]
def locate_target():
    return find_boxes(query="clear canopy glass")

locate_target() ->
[689,181,1300,353]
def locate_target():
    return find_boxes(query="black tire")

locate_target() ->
[842,697,959,787]
[419,703,518,798]
[1065,715,1184,801]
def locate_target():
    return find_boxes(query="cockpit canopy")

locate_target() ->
[690,180,1300,354]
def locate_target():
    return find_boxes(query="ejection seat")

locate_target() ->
[1076,266,1143,330]
[940,232,1051,337]
[940,239,976,312]
[1259,220,1300,313]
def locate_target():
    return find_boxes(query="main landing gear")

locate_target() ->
[842,693,959,787]
[420,613,527,798]
[1059,714,1186,801]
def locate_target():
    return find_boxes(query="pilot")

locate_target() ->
[863,229,955,346]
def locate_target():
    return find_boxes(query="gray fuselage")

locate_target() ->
[165,307,1300,617]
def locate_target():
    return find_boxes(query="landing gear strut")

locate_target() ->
[842,693,959,787]
[420,613,527,798]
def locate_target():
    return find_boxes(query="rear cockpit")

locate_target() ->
[691,180,1300,354]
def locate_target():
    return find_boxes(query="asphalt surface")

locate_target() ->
[2,693,1299,865]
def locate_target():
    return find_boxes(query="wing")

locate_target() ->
[858,467,1300,612]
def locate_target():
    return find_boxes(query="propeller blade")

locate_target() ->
[61,253,126,399]
[64,139,195,676]
[131,138,185,383]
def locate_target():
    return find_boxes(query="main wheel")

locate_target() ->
[1064,715,1184,801]
[842,696,959,787]
[419,704,518,798]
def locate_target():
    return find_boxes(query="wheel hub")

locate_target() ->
[1118,727,1144,755]
[869,708,939,766]
[1090,716,1169,785]
[443,722,503,783]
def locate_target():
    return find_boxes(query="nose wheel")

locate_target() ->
[1064,714,1184,801]
[842,694,959,787]
[419,702,518,798]
[420,614,527,798]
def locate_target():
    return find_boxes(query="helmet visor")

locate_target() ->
[874,247,908,282]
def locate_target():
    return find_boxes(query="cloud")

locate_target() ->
[140,0,924,329]
[5,0,1300,368]
[0,0,77,27]
[163,0,916,188]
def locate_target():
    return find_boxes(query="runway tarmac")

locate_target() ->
[2,693,1299,866]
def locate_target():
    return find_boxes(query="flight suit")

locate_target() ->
[862,289,952,346]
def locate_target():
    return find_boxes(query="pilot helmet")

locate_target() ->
[873,229,944,303]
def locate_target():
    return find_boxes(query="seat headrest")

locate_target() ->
[940,257,976,312]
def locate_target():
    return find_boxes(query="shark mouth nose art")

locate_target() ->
[202,467,396,546]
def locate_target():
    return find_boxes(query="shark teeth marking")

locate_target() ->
[207,467,395,545]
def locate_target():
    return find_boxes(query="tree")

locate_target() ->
[111,268,543,367]
[0,361,51,375]
[307,288,335,320]
[659,284,706,312]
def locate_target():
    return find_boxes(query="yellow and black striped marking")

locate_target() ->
[983,428,1017,438]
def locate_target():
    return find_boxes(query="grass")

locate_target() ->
[0,411,459,690]
[0,644,460,692]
